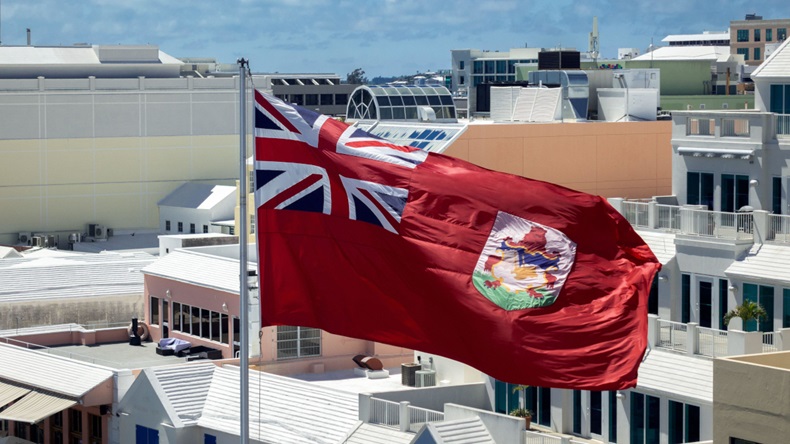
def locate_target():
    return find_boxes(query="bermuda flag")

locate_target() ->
[254,91,660,390]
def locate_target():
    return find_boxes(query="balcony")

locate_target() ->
[617,200,754,242]
[650,316,787,358]
[673,110,783,144]
[778,113,790,136]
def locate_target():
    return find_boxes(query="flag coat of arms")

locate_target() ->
[254,90,660,390]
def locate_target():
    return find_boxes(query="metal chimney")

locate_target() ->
[26,28,30,46]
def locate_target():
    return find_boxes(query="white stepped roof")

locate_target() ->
[150,363,215,426]
[0,343,113,399]
[425,417,495,443]
[142,249,254,294]
[752,37,790,78]
[637,349,712,403]
[725,243,790,285]
[637,230,677,265]
[0,251,154,303]
[199,366,359,443]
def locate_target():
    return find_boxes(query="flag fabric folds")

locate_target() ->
[253,90,660,390]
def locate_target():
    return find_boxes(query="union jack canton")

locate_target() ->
[253,91,427,234]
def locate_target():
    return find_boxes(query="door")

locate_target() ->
[699,281,713,328]
[590,391,603,441]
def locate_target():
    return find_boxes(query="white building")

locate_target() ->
[157,183,237,235]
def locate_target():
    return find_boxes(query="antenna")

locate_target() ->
[589,16,599,64]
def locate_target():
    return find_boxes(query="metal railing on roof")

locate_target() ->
[768,214,790,243]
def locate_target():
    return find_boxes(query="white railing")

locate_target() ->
[0,336,119,367]
[622,201,650,228]
[769,214,790,243]
[658,319,688,353]
[656,204,681,232]
[525,431,564,444]
[407,405,444,432]
[369,398,400,428]
[368,397,444,431]
[763,332,777,353]
[697,327,728,357]
[721,118,750,137]
[681,208,753,240]
[778,114,790,136]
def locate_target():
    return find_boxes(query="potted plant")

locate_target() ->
[509,407,533,430]
[723,300,767,329]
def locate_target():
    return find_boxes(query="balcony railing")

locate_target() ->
[368,397,444,432]
[697,327,729,358]
[656,204,681,231]
[681,208,753,240]
[658,319,688,353]
[778,114,790,136]
[622,201,650,228]
[768,214,790,243]
[763,332,777,353]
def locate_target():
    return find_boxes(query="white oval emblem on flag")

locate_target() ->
[473,211,577,310]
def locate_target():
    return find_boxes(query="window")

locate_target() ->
[15,421,28,439]
[334,94,347,105]
[522,386,551,427]
[484,60,495,74]
[211,311,221,342]
[136,425,159,444]
[493,380,519,414]
[687,172,714,209]
[89,413,102,443]
[737,29,749,42]
[190,223,196,234]
[743,284,774,332]
[737,47,749,61]
[721,174,749,213]
[177,222,183,233]
[151,296,160,325]
[205,434,217,444]
[473,61,483,74]
[669,401,700,443]
[590,391,602,435]
[720,279,729,330]
[459,75,465,85]
[784,289,790,328]
[767,28,773,41]
[276,326,321,359]
[573,390,582,435]
[201,308,211,339]
[221,313,229,344]
[459,60,464,70]
[30,422,44,443]
[165,220,171,231]
[779,28,787,41]
[682,274,691,323]
[773,177,783,214]
[630,392,659,444]
[496,60,507,74]
[648,274,659,315]
[754,28,761,42]
[305,94,318,106]
[754,47,761,61]
[203,224,209,233]
[608,391,617,443]
[69,409,82,443]
[320,94,333,105]
[192,306,201,336]
[50,411,63,444]
[173,303,182,331]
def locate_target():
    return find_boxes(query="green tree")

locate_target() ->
[723,300,767,327]
[346,68,368,84]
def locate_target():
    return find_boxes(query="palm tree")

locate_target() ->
[723,300,767,329]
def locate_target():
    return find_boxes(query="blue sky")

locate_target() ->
[0,0,787,78]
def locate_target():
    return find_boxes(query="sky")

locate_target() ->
[0,0,787,78]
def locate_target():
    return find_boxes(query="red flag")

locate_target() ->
[254,91,660,390]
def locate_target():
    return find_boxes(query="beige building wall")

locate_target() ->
[714,353,790,443]
[443,121,672,199]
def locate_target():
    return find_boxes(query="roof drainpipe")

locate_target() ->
[26,28,31,46]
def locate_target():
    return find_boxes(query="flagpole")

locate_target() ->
[237,58,250,444]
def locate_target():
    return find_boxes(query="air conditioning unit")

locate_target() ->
[94,226,107,240]
[18,232,32,245]
[415,369,437,387]
[30,236,43,247]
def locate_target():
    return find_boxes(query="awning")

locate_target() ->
[0,381,30,407]
[677,146,754,160]
[0,391,76,424]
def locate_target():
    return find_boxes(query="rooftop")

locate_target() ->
[632,46,733,62]
[157,183,236,210]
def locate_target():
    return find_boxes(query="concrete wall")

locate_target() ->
[0,293,143,330]
[0,77,248,245]
[444,120,672,199]
[661,95,754,111]
[714,354,790,443]
[444,403,525,444]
